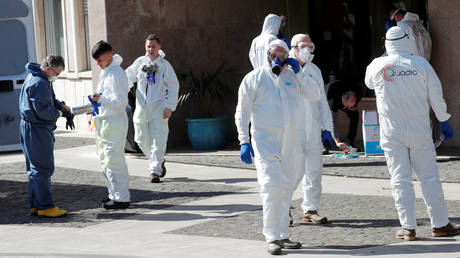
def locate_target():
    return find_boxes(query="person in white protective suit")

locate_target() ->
[390,8,431,60]
[365,26,460,240]
[249,14,281,69]
[289,34,334,224]
[90,41,131,209]
[125,34,179,183]
[235,39,321,255]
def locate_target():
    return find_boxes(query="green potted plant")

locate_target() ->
[178,62,234,150]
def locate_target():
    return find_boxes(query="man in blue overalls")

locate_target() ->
[19,55,74,217]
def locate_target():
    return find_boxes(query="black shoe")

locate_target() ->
[150,173,160,183]
[280,239,302,249]
[101,197,111,204]
[160,159,167,178]
[267,241,282,255]
[102,200,130,210]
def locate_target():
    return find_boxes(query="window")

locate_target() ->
[0,0,29,76]
[44,0,66,60]
[83,0,91,69]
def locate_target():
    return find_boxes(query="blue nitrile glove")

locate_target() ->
[286,58,301,74]
[240,143,255,165]
[88,93,102,116]
[322,130,334,148]
[385,19,397,31]
[440,121,454,140]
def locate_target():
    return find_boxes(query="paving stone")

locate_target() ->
[168,194,460,249]
[0,162,246,228]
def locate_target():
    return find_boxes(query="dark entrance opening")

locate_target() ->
[287,0,428,88]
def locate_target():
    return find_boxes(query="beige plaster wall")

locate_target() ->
[428,0,460,147]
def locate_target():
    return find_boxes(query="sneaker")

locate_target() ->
[303,210,328,224]
[432,223,460,237]
[150,173,160,183]
[38,207,67,218]
[267,240,282,255]
[395,227,416,241]
[160,159,167,178]
[102,200,130,210]
[280,239,302,249]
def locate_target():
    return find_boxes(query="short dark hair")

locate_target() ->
[396,9,407,16]
[343,91,357,101]
[41,55,65,70]
[91,40,113,60]
[146,34,161,44]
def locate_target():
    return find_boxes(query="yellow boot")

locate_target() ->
[30,208,38,216]
[38,207,67,218]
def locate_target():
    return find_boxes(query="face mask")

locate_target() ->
[49,76,58,82]
[297,47,311,63]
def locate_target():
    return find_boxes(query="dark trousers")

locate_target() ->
[20,120,55,210]
[343,109,359,144]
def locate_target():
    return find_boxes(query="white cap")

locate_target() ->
[268,39,289,54]
[291,33,309,47]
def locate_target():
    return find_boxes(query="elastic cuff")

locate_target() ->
[165,105,176,111]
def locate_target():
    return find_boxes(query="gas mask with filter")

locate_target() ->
[268,47,288,76]
[142,63,159,85]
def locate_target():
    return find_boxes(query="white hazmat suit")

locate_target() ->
[365,27,450,230]
[249,14,281,69]
[125,53,179,176]
[289,35,334,213]
[236,40,320,242]
[94,54,131,202]
[397,12,432,61]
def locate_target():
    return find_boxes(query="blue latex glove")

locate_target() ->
[88,93,102,116]
[322,130,334,148]
[286,58,301,74]
[440,121,454,140]
[385,19,397,31]
[240,143,255,165]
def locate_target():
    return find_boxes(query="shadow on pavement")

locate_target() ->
[297,219,401,229]
[0,253,144,258]
[324,161,387,168]
[280,243,460,255]
[168,176,258,185]
[96,212,238,221]
[0,177,245,227]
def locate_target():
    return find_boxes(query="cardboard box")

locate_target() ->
[362,110,384,155]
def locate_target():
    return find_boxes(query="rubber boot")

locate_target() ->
[38,207,67,218]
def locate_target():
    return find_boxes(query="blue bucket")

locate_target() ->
[185,116,228,150]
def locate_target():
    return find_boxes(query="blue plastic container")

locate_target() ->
[185,116,228,150]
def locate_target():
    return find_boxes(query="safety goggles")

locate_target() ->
[50,66,61,76]
[293,42,315,52]
[268,46,288,58]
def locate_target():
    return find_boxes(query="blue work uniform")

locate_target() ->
[19,63,63,210]
[277,32,291,49]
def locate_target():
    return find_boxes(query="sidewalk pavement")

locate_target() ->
[0,130,459,258]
